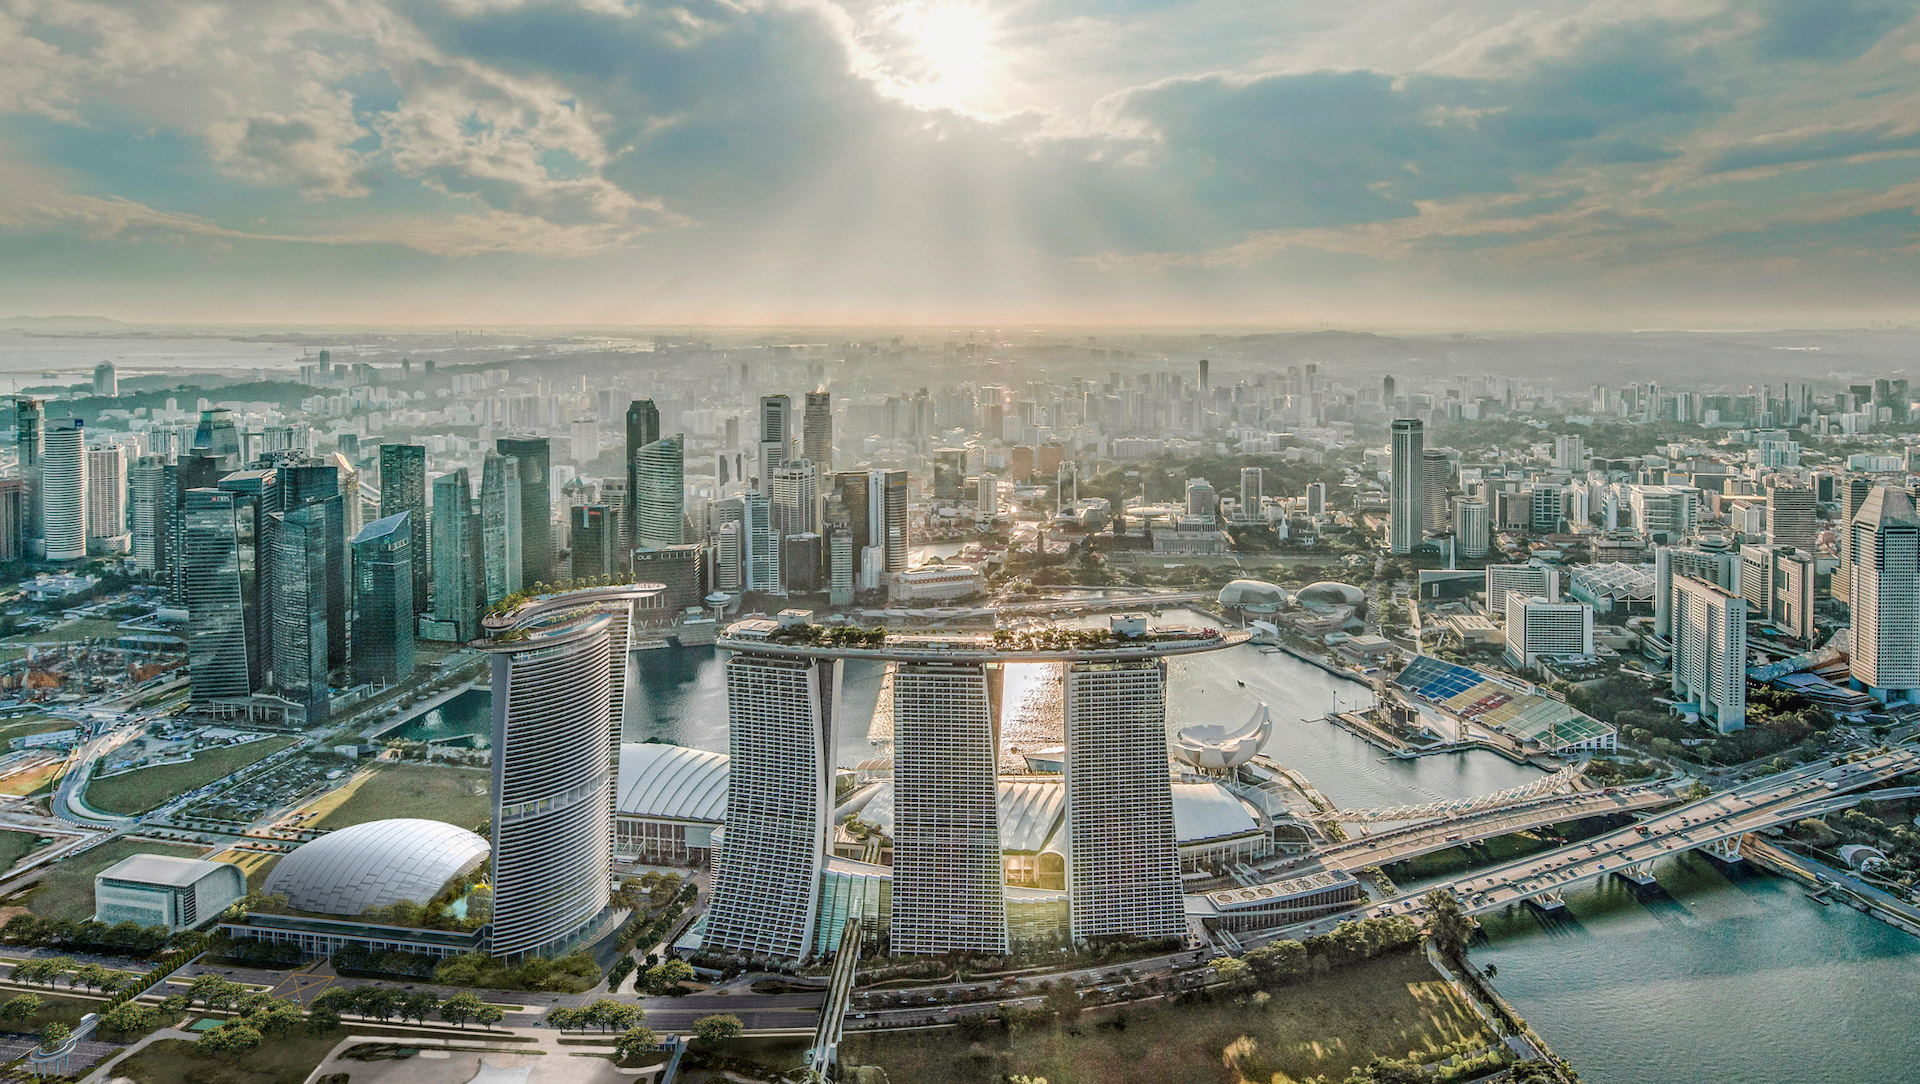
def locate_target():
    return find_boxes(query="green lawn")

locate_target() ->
[0,716,79,747]
[87,736,301,816]
[115,1027,527,1084]
[0,616,127,646]
[27,838,207,922]
[0,828,51,875]
[308,763,491,833]
[832,950,1492,1084]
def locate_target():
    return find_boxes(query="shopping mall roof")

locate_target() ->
[1171,783,1263,845]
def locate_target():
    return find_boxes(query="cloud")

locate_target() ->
[1755,0,1918,60]
[1704,121,1920,173]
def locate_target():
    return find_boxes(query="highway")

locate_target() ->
[1311,783,1684,872]
[1245,746,1920,945]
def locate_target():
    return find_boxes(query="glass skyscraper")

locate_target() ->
[480,452,523,607]
[497,436,553,587]
[351,511,415,687]
[378,444,429,614]
[183,488,252,701]
[431,468,483,641]
[270,501,332,721]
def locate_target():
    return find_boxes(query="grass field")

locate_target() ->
[0,828,50,875]
[114,1027,527,1084]
[833,951,1492,1084]
[86,736,301,816]
[0,617,128,647]
[206,848,283,891]
[306,762,491,833]
[0,756,66,797]
[0,716,79,746]
[27,838,207,922]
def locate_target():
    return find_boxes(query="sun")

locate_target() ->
[894,1,998,109]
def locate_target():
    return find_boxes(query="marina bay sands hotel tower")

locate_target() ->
[701,613,1239,962]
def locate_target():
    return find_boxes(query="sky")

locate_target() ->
[2,0,1919,328]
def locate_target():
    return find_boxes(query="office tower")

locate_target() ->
[1847,486,1920,701]
[1629,484,1697,543]
[13,399,42,557]
[1238,467,1263,513]
[1738,544,1778,616]
[1529,482,1564,535]
[1668,574,1747,732]
[623,399,661,552]
[780,533,822,593]
[827,526,854,606]
[827,471,872,554]
[269,502,332,721]
[183,489,252,701]
[759,394,792,481]
[931,449,966,503]
[1453,497,1491,558]
[713,520,743,592]
[629,543,705,613]
[890,661,1007,954]
[91,362,116,397]
[1184,477,1218,522]
[480,586,662,959]
[1382,374,1395,403]
[975,475,999,516]
[870,469,908,573]
[164,456,223,605]
[1422,448,1451,532]
[1198,358,1210,390]
[1773,548,1819,643]
[1389,418,1423,554]
[190,407,242,470]
[86,444,127,544]
[770,461,819,538]
[281,464,348,671]
[742,492,777,590]
[1554,434,1586,471]
[0,479,25,563]
[1503,596,1595,673]
[329,452,364,540]
[428,469,483,642]
[41,421,87,561]
[1767,485,1816,551]
[130,455,168,573]
[1064,657,1182,942]
[497,436,553,587]
[1486,563,1558,614]
[216,470,277,687]
[351,512,416,687]
[569,503,614,582]
[633,435,684,551]
[803,390,833,470]
[1305,482,1327,516]
[480,452,523,607]
[703,650,840,961]
[378,444,429,614]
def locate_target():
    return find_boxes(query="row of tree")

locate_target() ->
[0,914,182,957]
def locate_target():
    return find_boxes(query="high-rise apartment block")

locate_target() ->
[1667,572,1747,732]
[1389,418,1423,554]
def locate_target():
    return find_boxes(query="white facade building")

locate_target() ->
[1486,563,1559,615]
[1389,419,1423,554]
[1668,573,1747,732]
[41,421,87,561]
[1847,486,1920,701]
[1503,596,1595,673]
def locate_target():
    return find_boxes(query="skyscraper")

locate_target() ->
[742,491,777,591]
[870,469,908,573]
[130,455,168,574]
[269,501,332,722]
[497,436,553,587]
[164,455,222,606]
[758,394,792,482]
[281,463,349,671]
[41,421,88,561]
[1238,466,1263,513]
[86,444,127,546]
[703,650,839,961]
[92,362,117,397]
[183,489,252,701]
[569,503,614,582]
[890,661,1007,955]
[932,449,966,502]
[378,444,429,614]
[480,453,524,607]
[1667,573,1747,732]
[430,469,483,642]
[218,469,278,689]
[770,461,819,538]
[632,435,684,551]
[623,399,661,552]
[190,407,242,470]
[1063,657,1182,942]
[1389,418,1424,554]
[1766,484,1816,551]
[802,390,833,470]
[1847,485,1920,701]
[351,511,416,687]
[13,398,43,558]
[1422,448,1451,532]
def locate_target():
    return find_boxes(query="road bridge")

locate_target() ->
[1304,764,1587,823]
[1311,783,1684,872]
[1243,747,1920,945]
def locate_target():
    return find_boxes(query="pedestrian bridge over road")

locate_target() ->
[1245,746,1920,945]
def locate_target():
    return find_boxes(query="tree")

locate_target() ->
[546,1006,581,1032]
[473,1004,504,1030]
[1424,890,1477,959]
[355,986,401,1022]
[612,1025,659,1063]
[198,1022,261,1057]
[401,992,441,1026]
[38,1021,70,1052]
[72,963,114,993]
[101,1002,157,1035]
[305,1006,342,1036]
[249,999,304,1038]
[586,999,640,1033]
[642,958,694,993]
[440,991,483,1028]
[1212,957,1254,992]
[0,993,42,1022]
[691,1014,743,1044]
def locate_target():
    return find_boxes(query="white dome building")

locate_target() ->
[1174,704,1272,771]
[262,818,489,917]
[1219,579,1289,614]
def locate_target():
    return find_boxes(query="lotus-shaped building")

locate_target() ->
[1174,704,1272,771]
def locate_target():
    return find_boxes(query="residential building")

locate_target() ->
[41,421,87,561]
[1389,418,1423,553]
